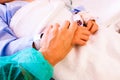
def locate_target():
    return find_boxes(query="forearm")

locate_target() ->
[0,48,53,80]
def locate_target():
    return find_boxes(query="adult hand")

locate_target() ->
[39,21,77,66]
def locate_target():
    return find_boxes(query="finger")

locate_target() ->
[75,39,86,46]
[60,20,70,31]
[55,23,60,28]
[44,25,52,35]
[76,27,91,36]
[82,30,91,36]
[80,35,89,41]
[86,20,93,30]
[52,23,60,31]
[51,24,59,34]
[69,21,78,33]
[90,22,98,34]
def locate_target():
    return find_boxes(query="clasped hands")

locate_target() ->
[40,20,98,66]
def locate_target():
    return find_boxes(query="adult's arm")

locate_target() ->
[0,48,53,80]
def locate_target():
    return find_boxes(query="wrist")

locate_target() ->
[39,49,56,66]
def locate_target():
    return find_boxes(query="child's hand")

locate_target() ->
[77,11,98,34]
[72,11,98,46]
[86,20,98,34]
[72,20,98,46]
[72,26,91,46]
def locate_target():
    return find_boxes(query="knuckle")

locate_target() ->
[65,20,70,23]
[55,23,60,27]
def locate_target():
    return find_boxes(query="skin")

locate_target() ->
[73,20,98,46]
[86,20,98,34]
[72,26,91,46]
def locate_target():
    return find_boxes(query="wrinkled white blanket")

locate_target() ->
[10,0,120,80]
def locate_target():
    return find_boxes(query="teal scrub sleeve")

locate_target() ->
[0,48,53,80]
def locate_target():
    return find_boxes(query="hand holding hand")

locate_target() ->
[72,26,90,46]
[39,21,77,66]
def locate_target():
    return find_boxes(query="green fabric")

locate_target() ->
[0,48,53,80]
